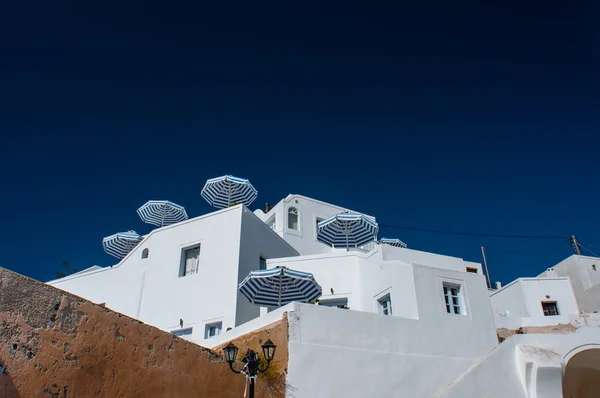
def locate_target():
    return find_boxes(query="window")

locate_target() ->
[180,245,200,277]
[378,295,392,316]
[259,256,267,270]
[542,301,559,316]
[315,217,324,235]
[172,328,193,338]
[466,267,478,274]
[443,283,462,315]
[288,207,299,230]
[142,248,149,259]
[318,298,348,309]
[205,322,222,339]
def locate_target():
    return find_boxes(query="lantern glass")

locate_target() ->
[223,342,239,364]
[261,339,277,362]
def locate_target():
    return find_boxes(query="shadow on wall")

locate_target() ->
[0,366,19,398]
[563,348,600,398]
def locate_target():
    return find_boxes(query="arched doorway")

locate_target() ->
[563,348,600,397]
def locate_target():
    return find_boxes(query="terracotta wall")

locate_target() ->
[0,268,287,398]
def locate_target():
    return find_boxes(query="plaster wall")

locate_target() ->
[254,194,376,256]
[235,208,299,326]
[490,278,529,317]
[380,244,483,274]
[491,278,579,329]
[436,327,600,398]
[267,253,362,310]
[268,244,487,321]
[539,255,600,313]
[285,301,498,398]
[49,206,297,343]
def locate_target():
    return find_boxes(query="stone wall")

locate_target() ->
[0,268,287,397]
[213,317,289,398]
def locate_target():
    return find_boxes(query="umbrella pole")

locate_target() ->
[346,231,349,252]
[278,269,282,307]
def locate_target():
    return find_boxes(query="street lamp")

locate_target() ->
[223,339,277,398]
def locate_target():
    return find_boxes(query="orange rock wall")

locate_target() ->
[0,268,287,398]
[214,317,289,398]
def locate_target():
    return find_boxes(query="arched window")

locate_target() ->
[288,207,299,230]
[142,248,149,259]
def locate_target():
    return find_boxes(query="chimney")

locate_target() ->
[495,281,502,290]
[265,202,270,213]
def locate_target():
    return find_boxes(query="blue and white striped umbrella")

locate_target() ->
[378,238,408,248]
[317,212,379,250]
[102,230,143,259]
[201,175,258,209]
[137,200,188,227]
[239,267,322,307]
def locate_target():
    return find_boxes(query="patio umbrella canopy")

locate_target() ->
[317,212,379,249]
[239,267,322,307]
[379,238,408,248]
[102,230,143,259]
[201,175,258,209]
[137,200,188,227]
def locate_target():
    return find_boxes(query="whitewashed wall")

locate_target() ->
[437,327,600,398]
[235,207,298,326]
[268,244,487,320]
[50,205,298,343]
[539,255,600,313]
[254,194,377,256]
[285,298,498,398]
[490,278,579,329]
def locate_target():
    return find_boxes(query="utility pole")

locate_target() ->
[570,235,581,255]
[481,246,492,289]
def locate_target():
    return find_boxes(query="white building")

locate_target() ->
[49,193,600,398]
[490,277,580,329]
[539,255,600,313]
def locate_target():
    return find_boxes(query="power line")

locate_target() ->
[577,240,599,257]
[378,223,567,240]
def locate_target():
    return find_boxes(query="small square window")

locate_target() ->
[180,245,200,277]
[542,301,559,316]
[259,256,267,270]
[378,294,392,316]
[205,322,222,339]
[466,267,478,274]
[172,328,193,338]
[443,283,462,315]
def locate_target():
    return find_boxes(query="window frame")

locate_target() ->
[541,301,560,316]
[287,207,300,231]
[179,244,201,277]
[439,277,470,318]
[443,283,462,315]
[377,294,393,316]
[466,267,478,274]
[204,322,223,339]
[259,256,267,270]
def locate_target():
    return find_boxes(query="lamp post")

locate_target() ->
[223,339,277,398]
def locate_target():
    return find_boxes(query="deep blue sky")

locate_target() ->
[1,1,598,284]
